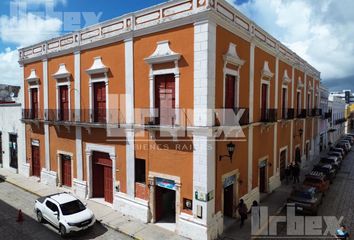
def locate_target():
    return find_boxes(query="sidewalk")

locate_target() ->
[0,168,187,240]
[221,151,324,240]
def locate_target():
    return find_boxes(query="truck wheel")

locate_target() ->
[36,210,43,223]
[59,224,67,238]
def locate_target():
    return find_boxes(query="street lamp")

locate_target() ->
[219,142,236,162]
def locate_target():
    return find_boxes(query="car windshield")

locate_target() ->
[321,159,333,164]
[293,190,313,199]
[60,200,86,216]
[313,166,328,173]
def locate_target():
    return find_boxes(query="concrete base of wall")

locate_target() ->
[40,169,57,187]
[269,175,281,192]
[178,211,223,240]
[73,178,87,199]
[242,187,260,208]
[114,192,150,223]
[19,163,30,177]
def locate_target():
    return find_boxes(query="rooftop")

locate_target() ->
[50,193,78,204]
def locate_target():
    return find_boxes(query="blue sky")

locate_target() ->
[0,0,353,91]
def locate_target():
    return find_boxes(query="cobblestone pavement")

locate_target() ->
[0,180,131,240]
[272,148,354,239]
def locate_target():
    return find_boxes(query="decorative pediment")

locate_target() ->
[145,40,181,64]
[282,70,291,85]
[261,61,274,80]
[52,64,71,79]
[86,57,109,75]
[223,43,245,67]
[308,81,313,91]
[297,77,304,89]
[26,69,39,84]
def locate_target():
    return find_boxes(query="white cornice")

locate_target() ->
[26,69,40,84]
[261,61,274,80]
[52,63,71,79]
[297,77,304,89]
[86,57,109,75]
[223,43,245,67]
[145,40,181,64]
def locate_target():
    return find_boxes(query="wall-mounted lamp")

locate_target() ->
[293,128,303,139]
[219,142,236,162]
[268,162,272,167]
[238,179,243,184]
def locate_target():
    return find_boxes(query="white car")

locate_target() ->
[34,193,95,237]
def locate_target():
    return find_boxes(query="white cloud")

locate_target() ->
[0,13,62,47]
[0,48,21,85]
[0,12,62,85]
[230,0,354,81]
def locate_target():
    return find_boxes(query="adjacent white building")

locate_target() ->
[328,94,346,144]
[318,84,330,152]
[0,86,27,176]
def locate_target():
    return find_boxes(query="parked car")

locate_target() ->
[320,157,341,171]
[339,140,351,150]
[287,186,323,215]
[342,136,354,145]
[327,151,343,162]
[312,163,336,183]
[34,193,96,237]
[330,147,345,157]
[336,143,349,154]
[303,171,330,193]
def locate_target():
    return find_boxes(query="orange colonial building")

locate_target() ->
[19,0,321,239]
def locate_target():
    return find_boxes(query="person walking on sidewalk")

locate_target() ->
[285,164,291,184]
[293,162,300,184]
[236,199,248,228]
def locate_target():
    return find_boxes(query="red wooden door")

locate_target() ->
[259,166,266,193]
[61,155,72,187]
[261,84,268,119]
[92,152,112,203]
[223,184,233,217]
[31,88,38,119]
[31,145,40,177]
[225,75,236,108]
[59,86,69,121]
[104,166,113,203]
[155,74,175,125]
[279,150,286,181]
[94,82,106,123]
[297,92,301,115]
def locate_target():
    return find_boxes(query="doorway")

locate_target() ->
[61,155,72,187]
[9,134,18,169]
[223,184,234,217]
[92,151,113,203]
[279,150,286,181]
[259,165,267,193]
[31,145,40,177]
[155,186,176,223]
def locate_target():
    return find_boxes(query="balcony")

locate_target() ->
[311,108,322,117]
[261,109,278,123]
[282,108,295,120]
[335,118,347,125]
[22,109,44,122]
[323,111,331,119]
[297,109,307,119]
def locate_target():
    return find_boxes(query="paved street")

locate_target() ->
[0,179,131,240]
[273,147,354,238]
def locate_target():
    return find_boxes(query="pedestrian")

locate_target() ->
[336,225,350,239]
[236,199,248,228]
[248,200,259,214]
[285,164,291,184]
[293,162,300,184]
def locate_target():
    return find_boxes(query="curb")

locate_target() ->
[0,175,139,240]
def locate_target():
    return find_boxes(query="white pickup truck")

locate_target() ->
[34,192,95,237]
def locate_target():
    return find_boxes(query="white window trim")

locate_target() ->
[28,85,40,116]
[85,143,116,201]
[260,80,270,110]
[56,150,74,187]
[56,80,71,121]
